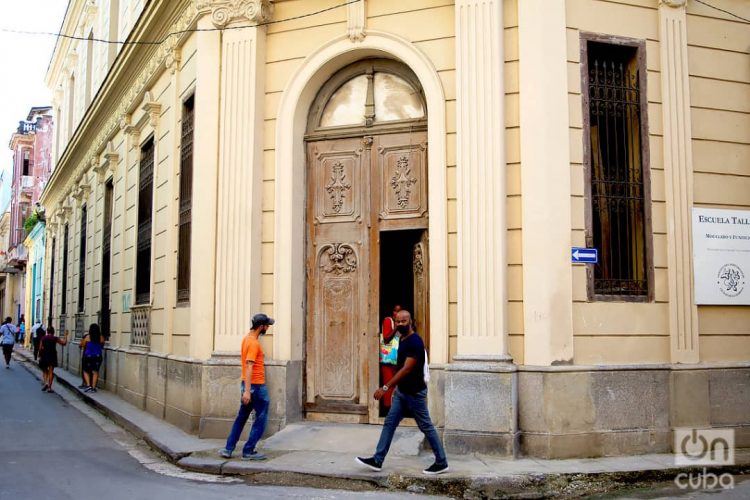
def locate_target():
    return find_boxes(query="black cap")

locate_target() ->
[251,313,275,329]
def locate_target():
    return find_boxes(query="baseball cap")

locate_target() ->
[251,313,275,329]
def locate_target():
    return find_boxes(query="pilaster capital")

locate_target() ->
[659,0,687,8]
[347,0,366,42]
[195,0,274,28]
[99,141,120,181]
[165,47,182,74]
[141,91,162,128]
[65,49,79,74]
[83,0,98,27]
[119,115,140,147]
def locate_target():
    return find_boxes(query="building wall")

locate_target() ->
[686,1,750,362]
[565,0,750,365]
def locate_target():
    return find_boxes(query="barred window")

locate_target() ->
[177,96,194,303]
[136,138,154,305]
[78,205,87,312]
[62,224,69,315]
[582,36,653,300]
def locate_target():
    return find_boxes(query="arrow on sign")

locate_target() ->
[571,247,598,264]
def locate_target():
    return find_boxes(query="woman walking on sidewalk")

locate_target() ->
[38,326,68,392]
[81,324,104,393]
[1,317,16,368]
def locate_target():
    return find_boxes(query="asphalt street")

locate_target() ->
[0,356,440,500]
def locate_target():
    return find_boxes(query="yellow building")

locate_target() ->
[41,0,749,457]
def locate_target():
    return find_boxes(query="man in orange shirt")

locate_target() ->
[219,313,274,460]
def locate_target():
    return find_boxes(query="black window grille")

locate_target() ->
[48,238,55,325]
[101,181,113,339]
[136,138,154,305]
[62,224,68,315]
[177,96,194,303]
[78,205,87,312]
[585,41,650,298]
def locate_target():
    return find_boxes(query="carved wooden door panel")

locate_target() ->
[413,230,430,354]
[306,138,371,421]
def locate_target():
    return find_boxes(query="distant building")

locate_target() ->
[2,106,54,327]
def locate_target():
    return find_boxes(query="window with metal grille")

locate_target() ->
[582,36,653,301]
[48,238,55,325]
[177,95,194,303]
[78,205,87,312]
[62,224,68,315]
[136,138,154,305]
[101,180,113,340]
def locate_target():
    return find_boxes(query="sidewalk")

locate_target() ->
[13,347,750,498]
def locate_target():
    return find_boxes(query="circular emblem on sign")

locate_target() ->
[717,263,746,298]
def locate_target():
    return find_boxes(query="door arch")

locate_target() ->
[304,59,430,422]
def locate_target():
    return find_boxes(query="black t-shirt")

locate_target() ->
[396,332,426,395]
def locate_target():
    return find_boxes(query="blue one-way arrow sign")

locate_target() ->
[571,247,598,264]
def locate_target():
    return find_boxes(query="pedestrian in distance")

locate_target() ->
[39,326,68,393]
[1,317,16,369]
[17,314,26,345]
[32,320,44,361]
[81,324,104,393]
[356,309,449,475]
[218,313,274,461]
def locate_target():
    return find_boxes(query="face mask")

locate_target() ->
[260,326,268,336]
[396,324,409,335]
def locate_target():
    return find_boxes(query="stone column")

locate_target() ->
[211,16,268,353]
[659,0,699,364]
[189,14,222,361]
[445,0,516,455]
[518,0,574,366]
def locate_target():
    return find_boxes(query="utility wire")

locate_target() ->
[0,0,362,46]
[694,0,749,23]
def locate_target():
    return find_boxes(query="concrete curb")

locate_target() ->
[12,348,750,498]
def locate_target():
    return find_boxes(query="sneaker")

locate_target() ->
[89,388,97,393]
[218,448,233,459]
[45,388,54,393]
[41,384,49,391]
[78,383,87,389]
[355,456,382,472]
[241,451,267,461]
[423,462,449,475]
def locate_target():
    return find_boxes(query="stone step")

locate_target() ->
[262,422,425,456]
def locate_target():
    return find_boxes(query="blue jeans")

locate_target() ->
[224,382,270,455]
[374,388,447,466]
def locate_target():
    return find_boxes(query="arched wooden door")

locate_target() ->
[305,60,429,423]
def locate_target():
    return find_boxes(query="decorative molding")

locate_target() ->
[49,2,203,209]
[660,0,687,7]
[195,0,274,28]
[141,91,162,128]
[319,243,358,274]
[165,47,182,74]
[83,0,98,27]
[325,162,351,214]
[347,0,366,42]
[390,156,417,209]
[413,242,425,276]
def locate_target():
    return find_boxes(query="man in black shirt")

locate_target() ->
[356,310,448,475]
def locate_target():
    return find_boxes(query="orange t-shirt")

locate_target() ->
[241,335,265,385]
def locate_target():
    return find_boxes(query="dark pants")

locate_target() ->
[224,383,270,456]
[32,338,41,360]
[374,388,447,466]
[2,344,12,365]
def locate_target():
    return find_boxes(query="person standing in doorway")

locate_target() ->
[1,317,16,369]
[17,315,26,345]
[218,313,274,461]
[356,309,449,475]
[379,304,401,410]
[32,320,44,361]
[38,326,68,392]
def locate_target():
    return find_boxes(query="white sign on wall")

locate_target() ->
[692,207,750,305]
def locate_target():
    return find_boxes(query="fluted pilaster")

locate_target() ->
[213,24,266,351]
[455,0,509,358]
[659,0,699,363]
